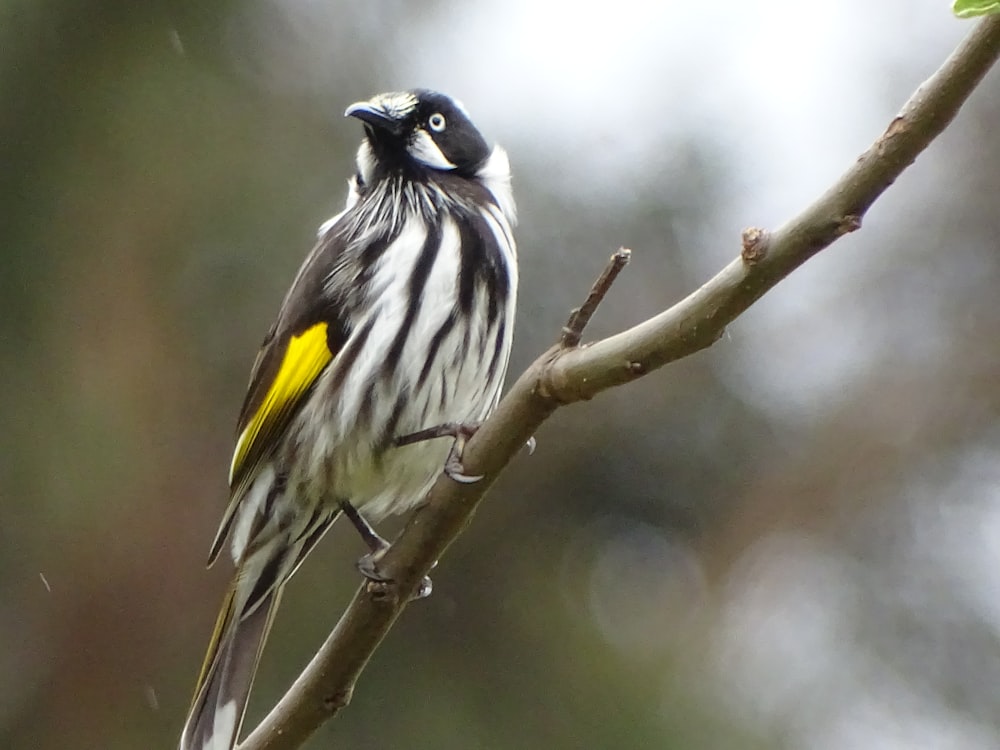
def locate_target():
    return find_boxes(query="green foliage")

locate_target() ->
[953,0,1000,18]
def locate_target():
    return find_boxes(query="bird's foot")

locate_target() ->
[396,421,483,483]
[357,551,433,600]
[340,500,433,600]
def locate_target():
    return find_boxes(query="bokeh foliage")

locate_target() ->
[4,2,1000,749]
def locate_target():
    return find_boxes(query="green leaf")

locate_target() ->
[953,0,1000,17]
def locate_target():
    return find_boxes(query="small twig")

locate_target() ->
[560,248,632,348]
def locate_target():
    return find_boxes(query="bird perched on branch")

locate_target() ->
[179,89,517,750]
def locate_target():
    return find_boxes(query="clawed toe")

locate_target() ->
[414,576,433,599]
[358,552,433,601]
[396,421,485,484]
[444,455,484,484]
[356,550,390,582]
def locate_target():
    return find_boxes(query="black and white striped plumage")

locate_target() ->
[179,90,517,750]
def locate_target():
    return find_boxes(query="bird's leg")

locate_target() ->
[395,421,483,483]
[340,500,389,558]
[339,500,432,599]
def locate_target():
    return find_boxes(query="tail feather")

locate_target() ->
[181,504,340,750]
[179,583,283,750]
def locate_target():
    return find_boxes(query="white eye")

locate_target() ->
[428,113,446,132]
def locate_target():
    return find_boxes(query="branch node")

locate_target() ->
[836,214,863,236]
[322,688,353,713]
[740,227,770,264]
[883,114,909,141]
[560,248,632,348]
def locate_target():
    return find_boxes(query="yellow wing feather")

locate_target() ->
[229,322,333,487]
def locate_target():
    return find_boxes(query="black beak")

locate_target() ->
[345,102,403,136]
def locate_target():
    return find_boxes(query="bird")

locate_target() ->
[179,89,517,750]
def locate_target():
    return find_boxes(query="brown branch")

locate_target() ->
[560,247,632,348]
[238,15,1000,750]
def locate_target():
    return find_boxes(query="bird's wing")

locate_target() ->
[231,321,335,485]
[207,232,351,565]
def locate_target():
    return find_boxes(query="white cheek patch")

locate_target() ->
[408,130,457,171]
[478,146,516,224]
[355,140,377,187]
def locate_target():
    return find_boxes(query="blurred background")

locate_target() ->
[4,1,1000,748]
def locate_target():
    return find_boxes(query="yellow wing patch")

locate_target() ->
[229,322,333,486]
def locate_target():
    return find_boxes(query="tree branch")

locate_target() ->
[239,15,1000,750]
[560,247,632,348]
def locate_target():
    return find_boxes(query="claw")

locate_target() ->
[414,576,433,599]
[358,552,433,601]
[445,463,484,484]
[397,421,484,484]
[443,425,482,483]
[357,549,390,582]
[525,436,537,455]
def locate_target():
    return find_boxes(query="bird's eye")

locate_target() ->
[428,113,446,132]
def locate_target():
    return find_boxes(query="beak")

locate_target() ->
[345,101,404,135]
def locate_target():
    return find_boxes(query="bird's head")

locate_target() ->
[345,89,491,186]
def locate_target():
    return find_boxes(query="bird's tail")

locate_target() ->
[179,580,282,750]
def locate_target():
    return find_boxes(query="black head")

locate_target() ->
[345,89,491,181]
